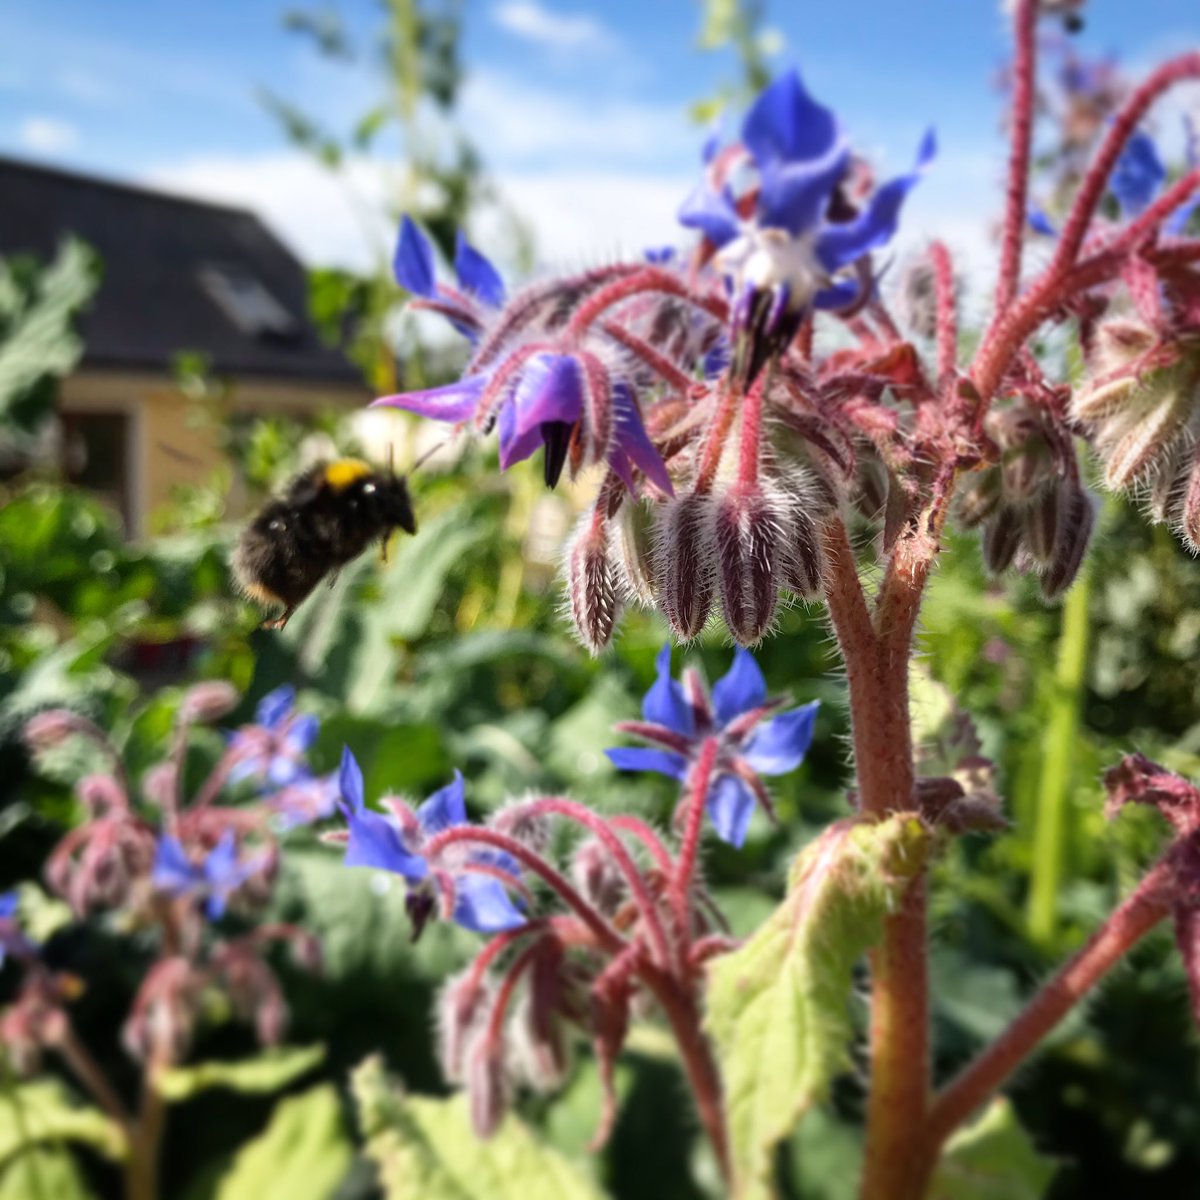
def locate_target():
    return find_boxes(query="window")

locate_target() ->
[61,410,134,532]
[198,264,298,339]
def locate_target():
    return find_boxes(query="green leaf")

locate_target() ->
[0,1080,127,1166]
[0,1147,95,1200]
[705,815,930,1199]
[928,1099,1056,1200]
[351,1056,610,1200]
[0,239,98,443]
[154,1044,325,1102]
[213,1084,352,1200]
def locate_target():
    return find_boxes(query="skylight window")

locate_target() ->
[198,264,297,339]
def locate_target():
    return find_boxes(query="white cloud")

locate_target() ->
[458,69,692,168]
[18,116,79,153]
[492,2,617,52]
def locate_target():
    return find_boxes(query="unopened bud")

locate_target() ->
[142,762,177,810]
[897,257,938,341]
[1041,483,1094,599]
[466,1036,510,1139]
[1176,444,1200,553]
[511,992,570,1094]
[715,486,781,646]
[179,681,239,723]
[958,469,1002,528]
[437,971,491,1084]
[982,507,1022,574]
[783,504,824,599]
[23,710,79,751]
[75,774,125,814]
[654,493,716,641]
[1024,486,1060,564]
[490,801,551,853]
[612,501,657,607]
[571,838,626,916]
[565,514,620,655]
[1099,376,1192,491]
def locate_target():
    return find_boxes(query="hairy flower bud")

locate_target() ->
[982,507,1022,574]
[783,503,825,599]
[714,486,782,645]
[437,971,491,1084]
[1098,378,1194,491]
[142,762,177,810]
[958,469,1003,528]
[565,513,620,655]
[490,800,551,852]
[612,501,657,607]
[466,1035,510,1139]
[1176,444,1200,553]
[179,681,239,724]
[571,838,627,916]
[1024,486,1060,565]
[75,774,126,814]
[653,493,716,641]
[23,710,79,752]
[1041,482,1095,599]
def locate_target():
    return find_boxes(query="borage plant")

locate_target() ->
[332,3,1200,1198]
[11,685,328,1200]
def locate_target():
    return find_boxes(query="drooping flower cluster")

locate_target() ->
[328,645,818,1139]
[15,683,324,1069]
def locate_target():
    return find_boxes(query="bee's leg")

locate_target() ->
[261,606,294,631]
[326,570,341,590]
[380,530,391,564]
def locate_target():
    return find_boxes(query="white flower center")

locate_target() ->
[715,227,827,312]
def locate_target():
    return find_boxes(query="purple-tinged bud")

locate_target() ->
[437,971,491,1084]
[75,774,126,814]
[570,838,626,917]
[142,762,177,810]
[565,514,620,655]
[783,503,825,600]
[612,501,657,607]
[1024,487,1061,565]
[982,508,1022,574]
[510,992,570,1095]
[1098,381,1192,491]
[23,710,79,752]
[654,493,716,641]
[179,681,239,724]
[1176,444,1200,554]
[490,801,551,853]
[714,486,781,646]
[1041,483,1094,600]
[466,1035,510,1139]
[958,470,1002,529]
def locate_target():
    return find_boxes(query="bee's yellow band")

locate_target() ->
[322,458,373,491]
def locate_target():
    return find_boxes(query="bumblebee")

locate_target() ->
[232,457,416,629]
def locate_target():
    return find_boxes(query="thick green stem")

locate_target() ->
[1026,571,1090,946]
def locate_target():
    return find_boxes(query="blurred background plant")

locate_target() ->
[3,2,1200,1198]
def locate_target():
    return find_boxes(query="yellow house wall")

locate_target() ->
[59,369,366,537]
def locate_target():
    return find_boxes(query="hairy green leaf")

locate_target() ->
[155,1044,325,1102]
[0,1080,127,1166]
[705,815,930,1199]
[928,1098,1056,1200]
[214,1084,352,1200]
[351,1056,609,1200]
[0,1147,94,1200]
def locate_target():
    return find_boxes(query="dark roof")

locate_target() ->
[0,155,362,386]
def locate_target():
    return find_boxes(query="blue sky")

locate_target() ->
[2,0,1197,284]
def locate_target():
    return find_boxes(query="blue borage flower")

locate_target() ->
[227,685,318,790]
[606,645,819,848]
[1030,118,1200,237]
[151,832,262,920]
[373,218,674,495]
[679,67,934,379]
[0,890,33,969]
[335,748,526,935]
